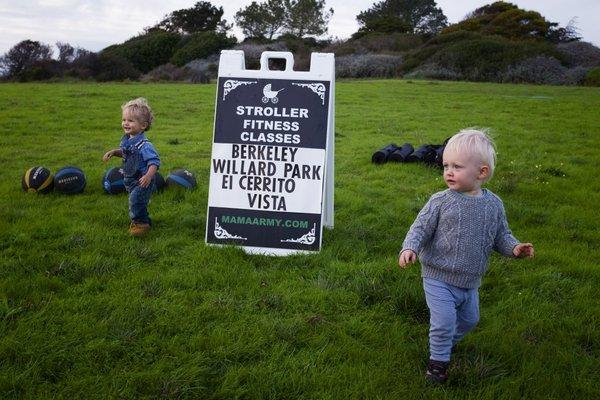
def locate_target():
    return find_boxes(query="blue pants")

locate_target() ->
[124,177,155,225]
[423,277,480,362]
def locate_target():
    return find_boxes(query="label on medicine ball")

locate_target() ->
[207,77,330,252]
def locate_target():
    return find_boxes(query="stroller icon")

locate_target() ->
[262,84,284,104]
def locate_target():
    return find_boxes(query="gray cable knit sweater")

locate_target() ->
[401,189,519,289]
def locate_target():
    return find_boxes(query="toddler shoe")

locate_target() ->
[425,359,450,384]
[129,222,151,236]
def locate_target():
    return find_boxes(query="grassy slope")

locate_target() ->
[0,80,599,399]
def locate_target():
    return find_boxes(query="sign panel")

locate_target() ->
[206,51,334,255]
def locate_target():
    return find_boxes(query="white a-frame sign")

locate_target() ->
[206,51,335,256]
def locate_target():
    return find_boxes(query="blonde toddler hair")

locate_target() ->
[445,128,496,182]
[122,97,154,131]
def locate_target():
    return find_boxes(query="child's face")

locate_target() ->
[122,109,147,136]
[442,148,489,195]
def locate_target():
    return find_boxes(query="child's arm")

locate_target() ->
[398,193,442,268]
[139,164,157,188]
[493,202,534,258]
[138,143,160,188]
[103,148,123,162]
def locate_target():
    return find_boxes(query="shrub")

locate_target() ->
[336,54,403,78]
[403,31,559,82]
[102,30,182,73]
[170,32,236,67]
[185,53,220,79]
[501,56,567,85]
[564,66,590,85]
[326,33,423,56]
[557,41,600,68]
[404,63,462,80]
[95,53,140,81]
[583,67,600,86]
[141,63,191,82]
[65,51,99,80]
[17,59,62,81]
[140,63,210,83]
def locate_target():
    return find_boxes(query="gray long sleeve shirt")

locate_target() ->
[401,189,519,289]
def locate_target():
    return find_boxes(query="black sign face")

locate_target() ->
[206,77,331,252]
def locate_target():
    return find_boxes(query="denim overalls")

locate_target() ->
[121,134,159,225]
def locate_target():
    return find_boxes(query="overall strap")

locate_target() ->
[134,139,149,150]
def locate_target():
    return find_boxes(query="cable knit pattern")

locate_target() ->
[401,189,518,289]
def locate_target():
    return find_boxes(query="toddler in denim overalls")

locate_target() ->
[103,98,160,236]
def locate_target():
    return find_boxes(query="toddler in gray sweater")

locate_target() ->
[399,129,534,383]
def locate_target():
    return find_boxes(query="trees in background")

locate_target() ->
[151,1,232,34]
[283,0,333,38]
[0,40,53,78]
[356,0,448,36]
[1,1,596,85]
[443,2,579,43]
[235,0,333,40]
[235,0,286,40]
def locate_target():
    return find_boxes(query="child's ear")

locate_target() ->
[479,165,490,180]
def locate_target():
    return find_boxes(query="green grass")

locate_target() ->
[1,80,599,399]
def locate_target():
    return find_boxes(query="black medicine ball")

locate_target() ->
[154,171,166,192]
[102,167,125,194]
[167,169,196,190]
[22,166,54,193]
[54,166,86,194]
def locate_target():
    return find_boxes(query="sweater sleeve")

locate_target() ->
[493,201,519,257]
[401,193,442,255]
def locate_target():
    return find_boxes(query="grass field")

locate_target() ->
[1,79,599,399]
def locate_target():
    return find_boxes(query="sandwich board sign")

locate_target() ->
[206,50,335,256]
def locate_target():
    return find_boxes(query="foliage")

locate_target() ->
[151,1,231,34]
[141,63,209,83]
[583,67,600,86]
[281,0,333,38]
[443,2,554,41]
[1,81,600,399]
[557,41,600,68]
[335,53,403,78]
[356,0,448,36]
[101,30,182,74]
[404,62,462,80]
[170,31,237,67]
[402,31,559,82]
[94,53,141,81]
[15,60,61,82]
[327,32,423,56]
[501,56,568,85]
[0,40,53,78]
[55,42,75,64]
[235,0,286,40]
[547,18,581,44]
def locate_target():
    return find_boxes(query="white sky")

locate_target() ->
[0,0,598,55]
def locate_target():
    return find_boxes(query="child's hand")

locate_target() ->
[138,174,152,188]
[513,243,534,258]
[102,150,114,162]
[399,250,417,268]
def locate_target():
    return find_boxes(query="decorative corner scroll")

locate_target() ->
[291,83,326,105]
[222,80,257,101]
[214,218,247,240]
[281,224,317,245]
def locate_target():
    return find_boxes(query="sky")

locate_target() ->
[0,0,598,56]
